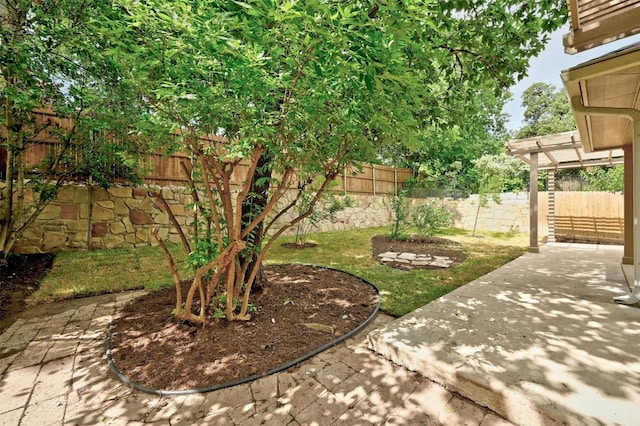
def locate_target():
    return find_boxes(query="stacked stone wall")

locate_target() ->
[14,185,195,253]
[439,192,541,234]
[12,186,546,254]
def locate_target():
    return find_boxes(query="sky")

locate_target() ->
[503,28,640,131]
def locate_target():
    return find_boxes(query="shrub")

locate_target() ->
[387,190,411,241]
[294,193,354,246]
[412,200,452,236]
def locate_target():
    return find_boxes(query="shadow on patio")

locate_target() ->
[368,242,640,426]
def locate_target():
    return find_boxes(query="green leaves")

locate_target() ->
[580,166,624,193]
[517,82,575,138]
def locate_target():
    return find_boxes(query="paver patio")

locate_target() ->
[0,290,508,425]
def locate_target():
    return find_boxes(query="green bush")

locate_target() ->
[387,190,411,241]
[294,193,354,245]
[412,200,452,236]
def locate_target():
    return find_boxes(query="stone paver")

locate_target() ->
[378,251,453,268]
[0,290,509,426]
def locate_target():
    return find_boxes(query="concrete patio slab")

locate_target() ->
[368,242,640,426]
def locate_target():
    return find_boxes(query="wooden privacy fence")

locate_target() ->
[142,152,413,194]
[551,191,624,243]
[2,109,413,195]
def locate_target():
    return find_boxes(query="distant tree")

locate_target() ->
[379,81,511,195]
[517,83,575,138]
[471,154,527,236]
[580,165,624,192]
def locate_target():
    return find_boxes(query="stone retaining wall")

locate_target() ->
[12,185,394,253]
[440,192,542,234]
[14,185,194,253]
[12,186,541,254]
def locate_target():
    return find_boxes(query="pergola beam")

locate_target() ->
[506,132,623,171]
[538,157,624,171]
[564,2,640,54]
[543,150,560,167]
[505,142,583,155]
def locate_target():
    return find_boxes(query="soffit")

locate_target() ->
[562,43,640,152]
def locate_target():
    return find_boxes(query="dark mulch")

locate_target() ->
[109,264,379,391]
[371,234,466,270]
[1,235,464,391]
[0,253,55,334]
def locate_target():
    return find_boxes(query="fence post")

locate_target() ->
[529,152,539,253]
[372,164,376,196]
[87,176,93,250]
[394,168,398,195]
[548,170,556,242]
[344,168,347,195]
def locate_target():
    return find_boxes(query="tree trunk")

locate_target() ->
[240,150,273,292]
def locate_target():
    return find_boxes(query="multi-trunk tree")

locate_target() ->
[94,1,567,323]
[99,0,568,323]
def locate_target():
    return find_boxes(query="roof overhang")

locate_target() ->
[561,42,640,153]
[564,0,640,54]
[505,130,624,170]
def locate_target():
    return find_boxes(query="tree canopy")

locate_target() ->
[0,0,151,258]
[2,0,568,321]
[516,82,575,138]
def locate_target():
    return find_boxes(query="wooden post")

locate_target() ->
[623,144,634,264]
[344,168,347,195]
[394,168,398,195]
[548,170,556,243]
[372,164,376,196]
[529,152,539,253]
[87,177,93,250]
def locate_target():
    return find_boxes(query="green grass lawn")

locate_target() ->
[265,227,527,316]
[27,244,188,305]
[29,227,527,317]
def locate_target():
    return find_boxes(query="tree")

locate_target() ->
[98,0,567,324]
[0,0,149,260]
[580,165,624,192]
[387,190,411,241]
[471,153,527,235]
[413,87,511,195]
[517,82,575,138]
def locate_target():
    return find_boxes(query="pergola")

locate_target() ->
[505,130,625,253]
[564,0,640,54]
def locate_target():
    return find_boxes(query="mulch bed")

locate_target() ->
[109,264,379,391]
[370,234,466,270]
[1,236,466,391]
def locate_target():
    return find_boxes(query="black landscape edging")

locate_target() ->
[105,265,381,396]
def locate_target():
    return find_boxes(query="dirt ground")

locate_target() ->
[0,253,55,334]
[109,264,379,390]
